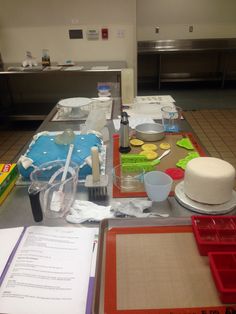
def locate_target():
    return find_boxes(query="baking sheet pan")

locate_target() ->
[112,132,206,198]
[92,218,235,314]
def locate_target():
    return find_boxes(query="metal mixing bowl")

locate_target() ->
[135,123,165,142]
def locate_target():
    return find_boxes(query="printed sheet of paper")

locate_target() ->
[0,226,96,314]
[0,227,24,283]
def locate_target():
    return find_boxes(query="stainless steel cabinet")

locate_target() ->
[138,38,236,90]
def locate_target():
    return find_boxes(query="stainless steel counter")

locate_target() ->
[0,61,126,121]
[138,38,236,53]
[0,104,235,229]
[0,61,127,74]
[138,38,236,90]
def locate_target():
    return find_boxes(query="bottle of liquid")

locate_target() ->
[119,111,131,153]
[42,49,51,67]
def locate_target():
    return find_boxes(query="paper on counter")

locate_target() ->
[66,200,113,224]
[91,66,109,70]
[126,102,176,120]
[64,66,84,71]
[113,117,155,130]
[0,226,96,314]
[135,95,175,104]
[0,227,24,284]
[43,66,62,71]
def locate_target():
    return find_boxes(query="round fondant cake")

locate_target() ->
[18,131,102,180]
[184,157,235,205]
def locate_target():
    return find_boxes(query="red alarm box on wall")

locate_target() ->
[101,28,108,40]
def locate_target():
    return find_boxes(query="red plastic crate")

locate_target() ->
[208,252,236,304]
[191,216,236,255]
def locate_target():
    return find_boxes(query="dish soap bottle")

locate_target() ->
[119,111,131,153]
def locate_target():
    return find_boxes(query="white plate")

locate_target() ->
[57,97,92,108]
[175,181,236,215]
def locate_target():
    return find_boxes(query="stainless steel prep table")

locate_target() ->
[0,61,126,121]
[0,104,235,229]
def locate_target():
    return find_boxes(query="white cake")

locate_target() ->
[184,157,235,205]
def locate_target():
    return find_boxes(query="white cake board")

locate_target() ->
[175,181,236,215]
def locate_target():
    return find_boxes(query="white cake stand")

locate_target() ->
[175,181,236,215]
[57,97,92,118]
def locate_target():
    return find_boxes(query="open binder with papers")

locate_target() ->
[0,226,97,314]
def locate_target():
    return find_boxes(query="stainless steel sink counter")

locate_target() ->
[0,61,126,121]
[0,61,127,74]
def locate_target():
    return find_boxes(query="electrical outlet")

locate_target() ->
[155,27,159,34]
[117,29,125,38]
[189,25,193,32]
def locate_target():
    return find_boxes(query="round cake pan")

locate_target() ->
[135,123,165,142]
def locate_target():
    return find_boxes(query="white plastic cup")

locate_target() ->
[144,171,173,202]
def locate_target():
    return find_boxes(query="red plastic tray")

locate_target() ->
[209,252,236,304]
[191,216,236,256]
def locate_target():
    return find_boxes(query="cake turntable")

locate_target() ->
[175,181,236,215]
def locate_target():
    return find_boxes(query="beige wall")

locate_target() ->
[137,0,236,40]
[0,0,136,68]
[1,0,236,94]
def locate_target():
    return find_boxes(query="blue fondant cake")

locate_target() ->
[18,132,102,180]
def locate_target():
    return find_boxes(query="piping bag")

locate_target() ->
[50,144,74,212]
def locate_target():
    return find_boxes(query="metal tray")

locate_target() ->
[92,217,192,314]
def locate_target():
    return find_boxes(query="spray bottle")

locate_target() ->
[119,111,131,153]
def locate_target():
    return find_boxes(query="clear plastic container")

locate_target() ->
[209,252,236,303]
[192,216,236,255]
[29,160,78,218]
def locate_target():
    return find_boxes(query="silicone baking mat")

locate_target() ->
[112,132,206,198]
[105,225,233,313]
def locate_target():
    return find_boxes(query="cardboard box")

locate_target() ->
[0,164,18,205]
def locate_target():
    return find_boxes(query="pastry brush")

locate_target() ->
[85,146,108,200]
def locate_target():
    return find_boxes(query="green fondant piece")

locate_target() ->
[176,138,194,150]
[121,154,147,163]
[176,152,200,170]
[122,162,155,172]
